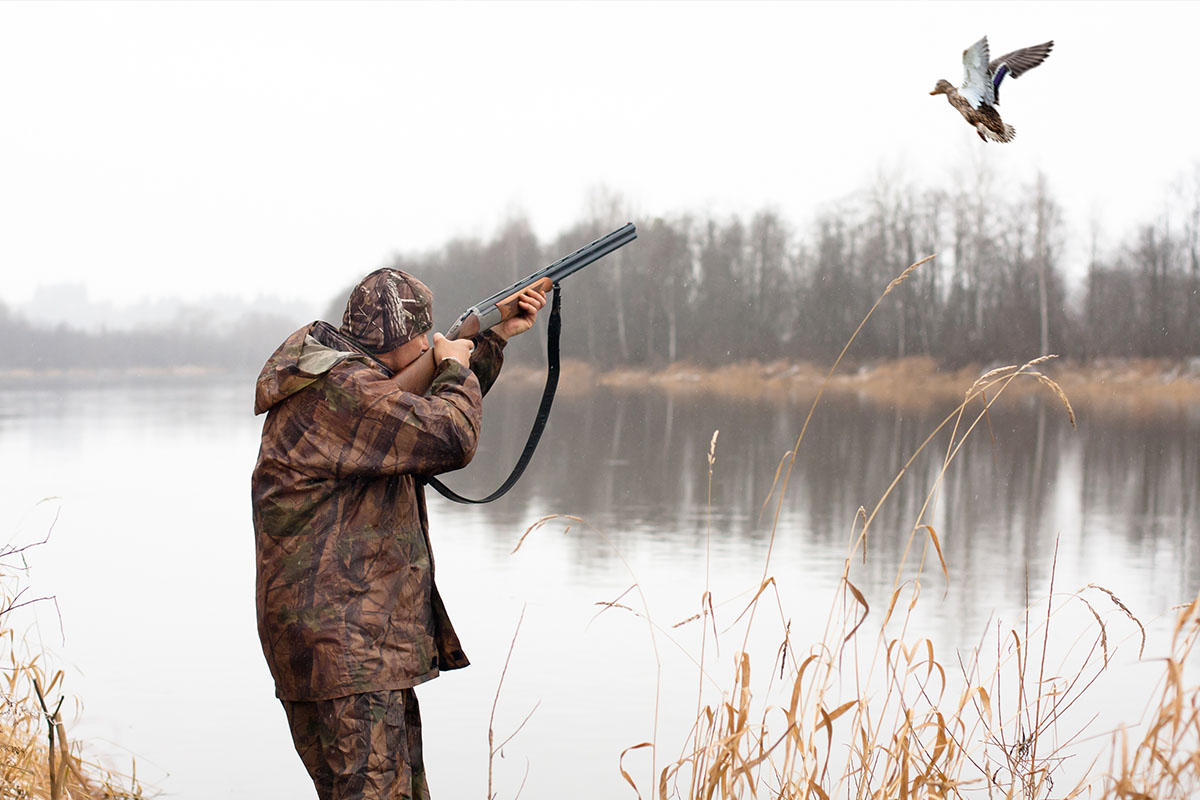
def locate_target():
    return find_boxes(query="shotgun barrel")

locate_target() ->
[445,223,637,339]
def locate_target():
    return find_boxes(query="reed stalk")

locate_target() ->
[2,526,151,800]
[514,255,1199,800]
[631,258,1199,799]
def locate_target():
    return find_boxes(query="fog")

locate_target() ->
[3,1,1199,314]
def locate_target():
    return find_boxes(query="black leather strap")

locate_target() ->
[423,285,562,504]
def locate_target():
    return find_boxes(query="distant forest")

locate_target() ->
[5,166,1199,373]
[330,167,1200,370]
[0,305,300,374]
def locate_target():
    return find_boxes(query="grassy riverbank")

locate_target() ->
[1,541,150,799]
[512,355,1200,416]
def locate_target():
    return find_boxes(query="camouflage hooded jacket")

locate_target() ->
[251,321,504,701]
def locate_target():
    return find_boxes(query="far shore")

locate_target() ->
[5,356,1199,415]
[506,356,1200,415]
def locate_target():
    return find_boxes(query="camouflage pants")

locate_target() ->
[282,688,431,800]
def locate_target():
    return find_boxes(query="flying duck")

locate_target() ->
[930,36,1053,143]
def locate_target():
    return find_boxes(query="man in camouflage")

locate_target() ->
[252,268,545,799]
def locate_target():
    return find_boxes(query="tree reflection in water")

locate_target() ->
[444,382,1200,645]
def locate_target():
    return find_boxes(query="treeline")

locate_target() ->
[5,167,1199,374]
[333,169,1200,369]
[0,304,297,373]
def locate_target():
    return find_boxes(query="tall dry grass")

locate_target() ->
[2,524,150,800]
[517,254,1199,799]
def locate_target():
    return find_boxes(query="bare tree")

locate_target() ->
[1033,172,1057,356]
[1180,166,1200,354]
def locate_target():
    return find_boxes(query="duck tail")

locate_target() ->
[978,122,1016,143]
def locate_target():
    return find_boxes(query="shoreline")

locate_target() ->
[5,356,1199,414]
[506,356,1200,415]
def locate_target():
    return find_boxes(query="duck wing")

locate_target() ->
[989,41,1053,103]
[959,36,994,109]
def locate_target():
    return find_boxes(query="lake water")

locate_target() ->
[1,370,1197,798]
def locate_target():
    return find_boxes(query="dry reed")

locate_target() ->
[515,255,1199,799]
[2,526,151,800]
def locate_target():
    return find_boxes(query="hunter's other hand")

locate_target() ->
[432,333,474,367]
[494,288,548,341]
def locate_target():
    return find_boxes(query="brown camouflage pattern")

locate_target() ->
[252,319,504,701]
[341,269,434,353]
[282,688,430,800]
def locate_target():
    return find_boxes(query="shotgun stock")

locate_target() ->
[392,223,637,394]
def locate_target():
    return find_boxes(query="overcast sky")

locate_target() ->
[3,0,1199,313]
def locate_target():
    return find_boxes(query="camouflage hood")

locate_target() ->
[254,322,377,416]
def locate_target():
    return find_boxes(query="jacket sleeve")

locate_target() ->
[468,331,506,396]
[280,359,484,479]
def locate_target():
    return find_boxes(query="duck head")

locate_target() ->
[929,79,954,96]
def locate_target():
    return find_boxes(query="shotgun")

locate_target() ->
[392,222,637,394]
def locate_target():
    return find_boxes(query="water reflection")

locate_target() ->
[0,374,1196,800]
[459,384,1193,558]
[438,380,1200,654]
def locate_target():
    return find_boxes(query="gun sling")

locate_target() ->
[422,284,563,504]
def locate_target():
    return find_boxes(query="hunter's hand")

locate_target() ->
[433,332,474,367]
[493,288,547,341]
